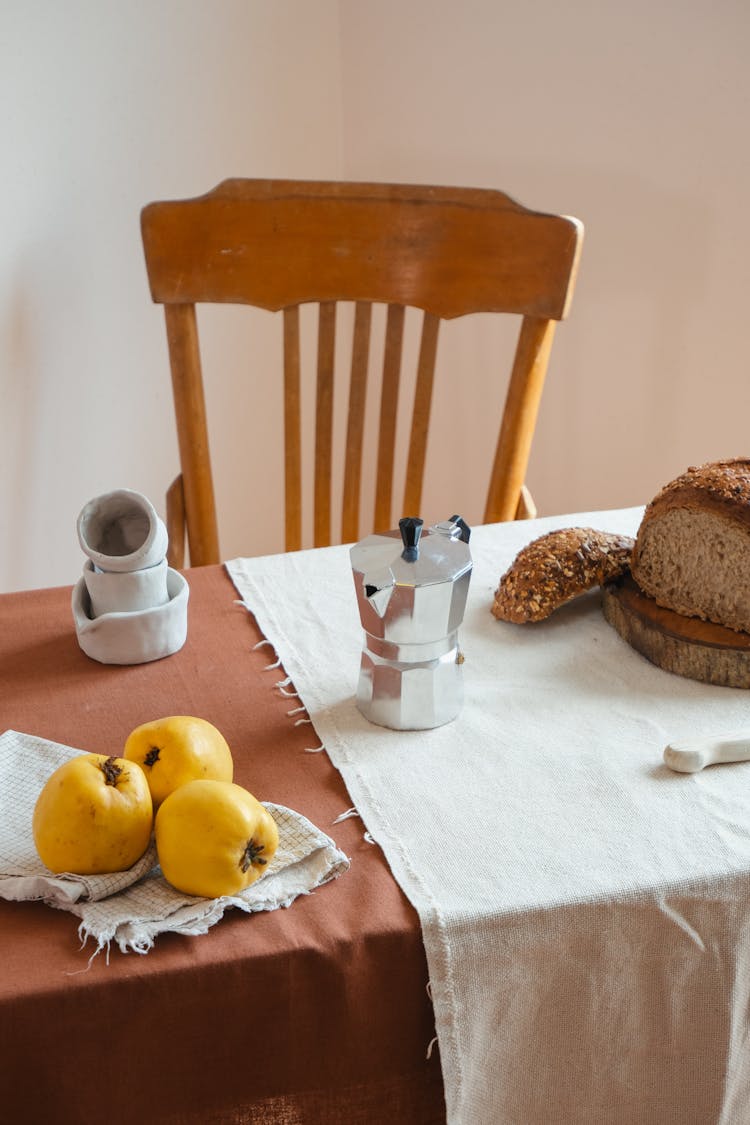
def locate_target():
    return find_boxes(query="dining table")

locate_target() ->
[0,562,445,1125]
[4,505,750,1125]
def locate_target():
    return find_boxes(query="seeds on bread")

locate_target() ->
[492,527,636,623]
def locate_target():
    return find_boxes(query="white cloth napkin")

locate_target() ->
[0,729,349,956]
[226,508,750,1125]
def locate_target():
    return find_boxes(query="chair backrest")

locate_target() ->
[141,179,583,566]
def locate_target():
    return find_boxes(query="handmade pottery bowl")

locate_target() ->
[83,558,170,617]
[72,567,189,665]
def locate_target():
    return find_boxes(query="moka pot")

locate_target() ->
[350,516,472,730]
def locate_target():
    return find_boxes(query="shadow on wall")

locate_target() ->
[360,156,724,520]
[519,162,722,514]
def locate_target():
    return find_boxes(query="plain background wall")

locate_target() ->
[1,0,344,592]
[339,0,750,530]
[2,0,749,592]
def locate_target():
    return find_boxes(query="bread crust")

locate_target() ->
[631,458,750,632]
[492,527,635,623]
[633,460,750,565]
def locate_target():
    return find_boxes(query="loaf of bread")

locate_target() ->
[631,458,750,633]
[492,527,635,623]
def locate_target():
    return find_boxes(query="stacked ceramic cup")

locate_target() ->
[71,488,189,665]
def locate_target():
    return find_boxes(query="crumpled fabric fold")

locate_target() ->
[0,729,349,956]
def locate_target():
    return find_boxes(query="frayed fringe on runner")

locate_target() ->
[331,807,377,846]
[273,675,300,698]
[287,705,311,726]
[332,807,360,824]
[252,636,314,730]
[252,637,283,670]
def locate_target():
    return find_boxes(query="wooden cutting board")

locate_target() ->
[601,575,750,688]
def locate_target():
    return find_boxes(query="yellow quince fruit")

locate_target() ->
[33,753,153,875]
[123,715,233,808]
[155,779,279,898]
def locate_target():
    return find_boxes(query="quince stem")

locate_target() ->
[100,756,123,787]
[240,838,267,872]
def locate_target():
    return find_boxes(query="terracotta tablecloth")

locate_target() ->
[0,568,445,1124]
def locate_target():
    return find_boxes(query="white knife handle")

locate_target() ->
[664,734,750,773]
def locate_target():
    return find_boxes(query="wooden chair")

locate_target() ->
[141,179,583,567]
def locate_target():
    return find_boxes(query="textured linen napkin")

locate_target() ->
[226,508,750,1125]
[0,729,349,956]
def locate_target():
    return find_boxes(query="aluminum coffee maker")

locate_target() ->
[350,516,472,730]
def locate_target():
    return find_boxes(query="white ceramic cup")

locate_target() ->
[83,557,170,617]
[72,567,189,665]
[76,489,169,573]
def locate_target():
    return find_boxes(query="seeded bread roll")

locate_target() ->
[492,527,635,623]
[631,458,750,634]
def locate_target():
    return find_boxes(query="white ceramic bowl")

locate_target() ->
[72,567,189,665]
[83,558,170,617]
[76,489,169,573]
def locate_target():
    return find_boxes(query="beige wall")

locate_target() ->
[339,0,750,528]
[3,0,749,591]
[1,1,343,591]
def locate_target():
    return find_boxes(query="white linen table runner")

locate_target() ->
[227,509,750,1124]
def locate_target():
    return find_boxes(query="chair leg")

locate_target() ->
[515,484,537,521]
[166,474,187,568]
